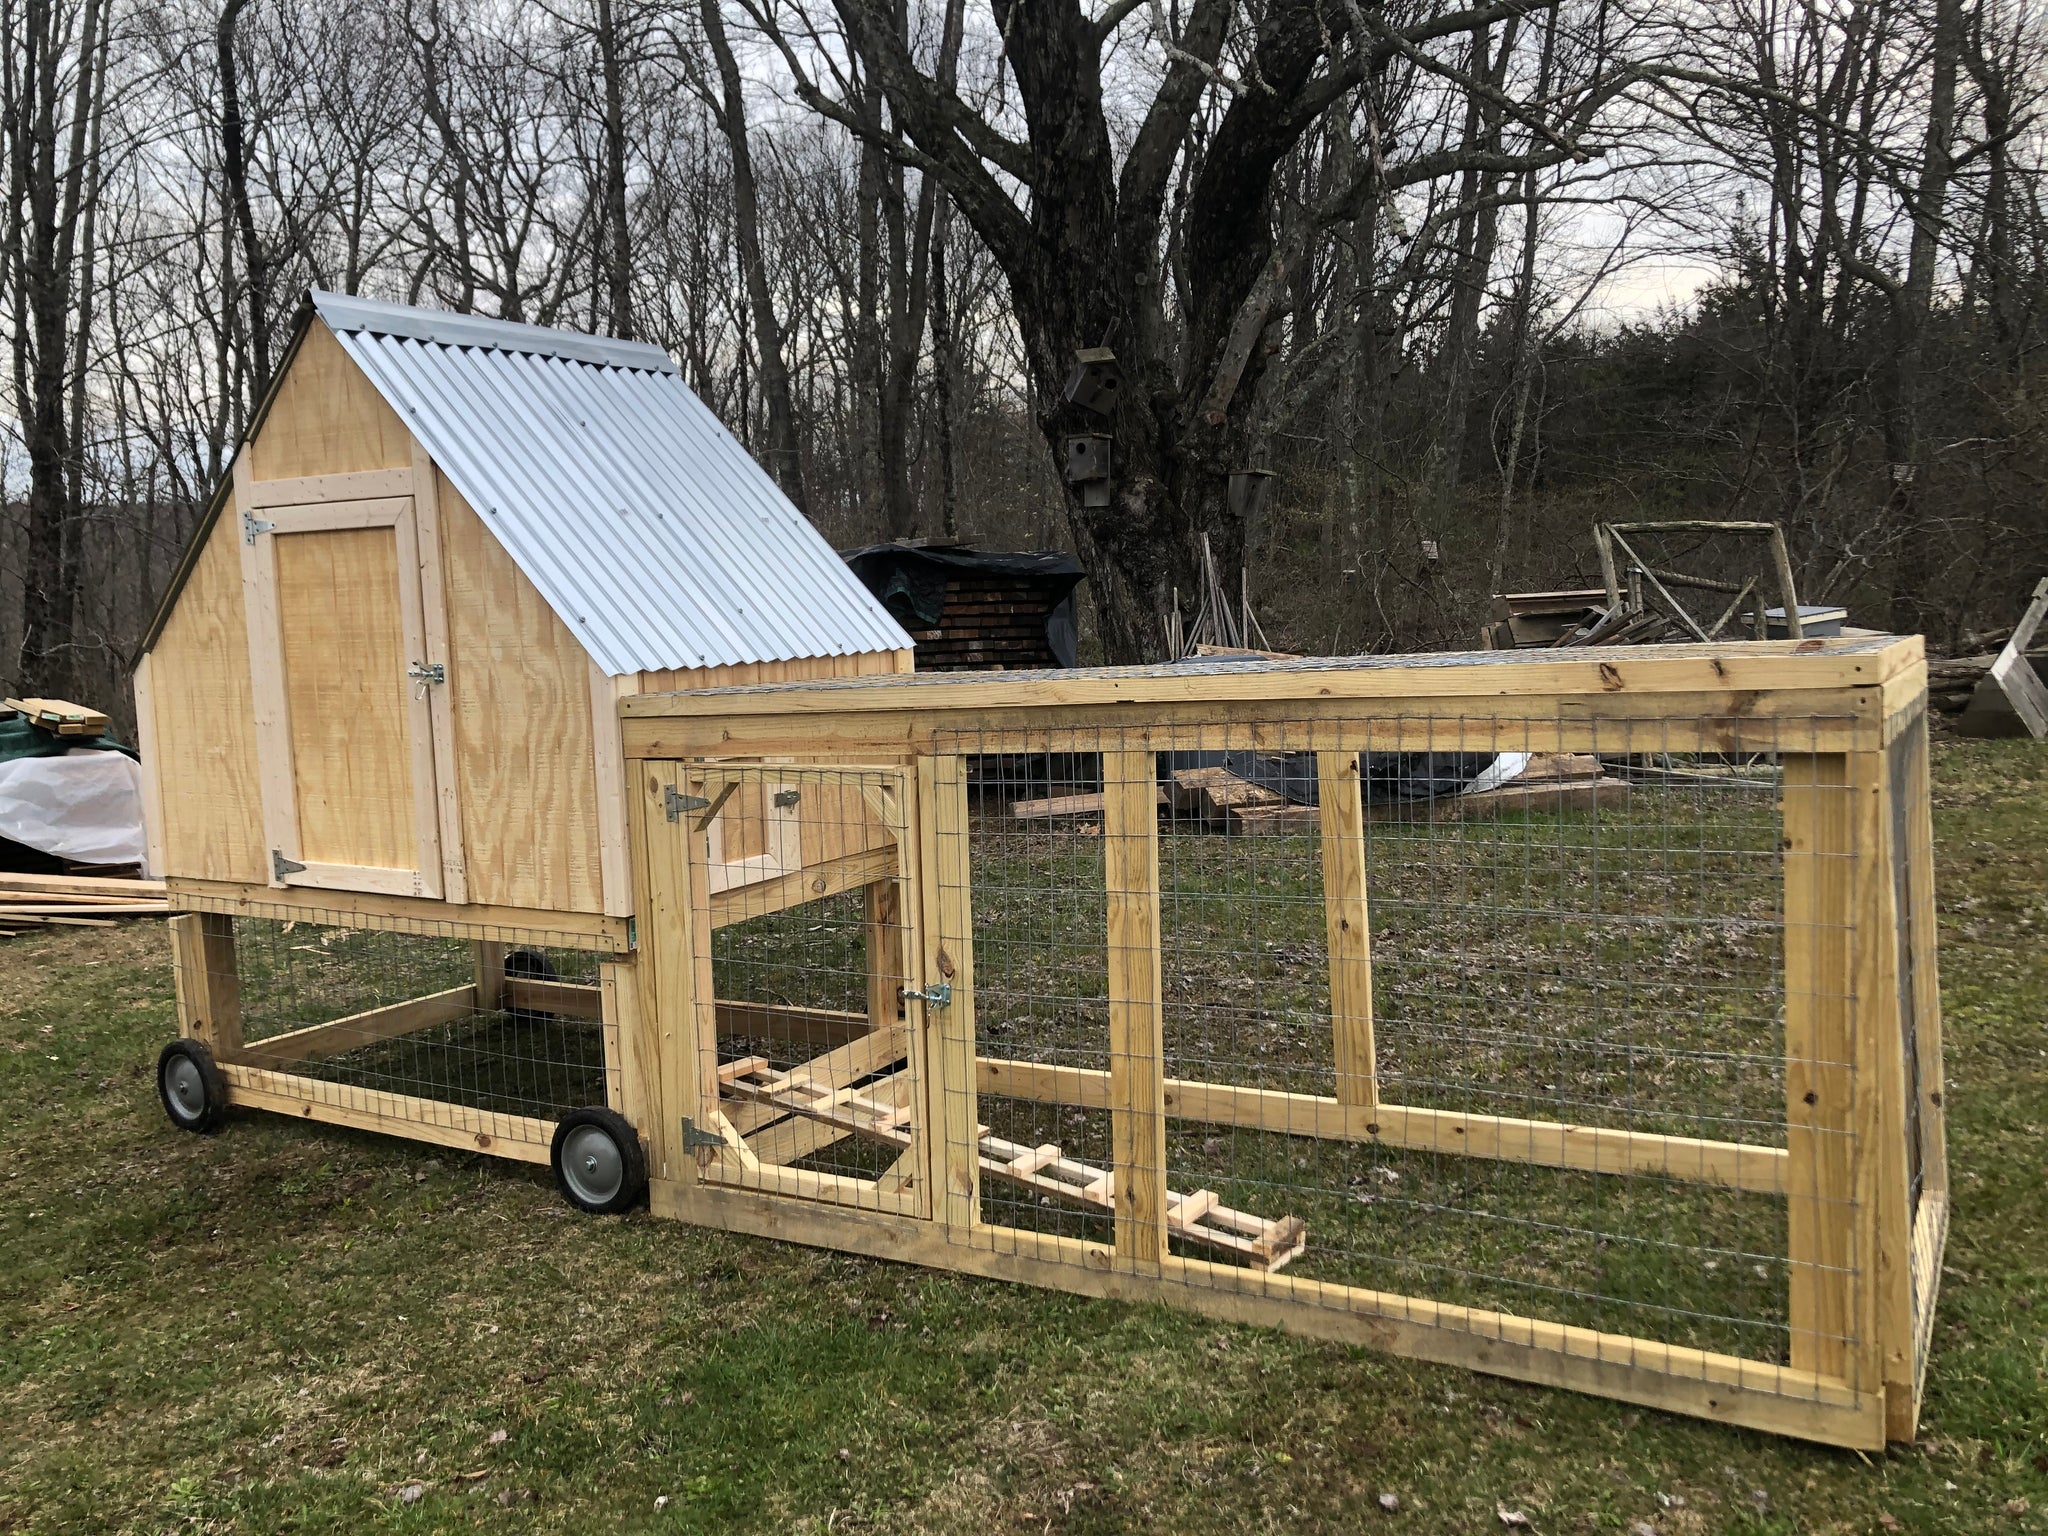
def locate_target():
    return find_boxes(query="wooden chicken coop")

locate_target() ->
[139,297,1944,1452]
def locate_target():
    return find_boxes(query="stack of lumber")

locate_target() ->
[1169,755,1627,834]
[0,872,169,938]
[1170,765,1317,834]
[903,571,1068,671]
[3,696,109,736]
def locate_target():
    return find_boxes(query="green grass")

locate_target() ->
[2,738,2045,1532]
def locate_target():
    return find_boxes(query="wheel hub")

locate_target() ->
[560,1124,623,1205]
[165,1056,205,1119]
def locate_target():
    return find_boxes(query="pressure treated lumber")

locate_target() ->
[242,985,478,1065]
[1317,750,1376,1111]
[169,911,243,1057]
[1103,747,1167,1269]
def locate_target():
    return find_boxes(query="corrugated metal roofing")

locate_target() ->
[310,290,912,677]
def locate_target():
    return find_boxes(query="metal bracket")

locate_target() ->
[271,849,307,880]
[772,788,802,808]
[408,661,446,686]
[242,511,275,544]
[664,784,710,822]
[900,982,952,1010]
[679,1116,730,1153]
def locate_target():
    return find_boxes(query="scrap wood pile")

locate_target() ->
[1931,577,2048,738]
[0,871,169,937]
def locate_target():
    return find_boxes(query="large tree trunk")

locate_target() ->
[700,0,804,504]
[595,0,635,338]
[218,0,271,395]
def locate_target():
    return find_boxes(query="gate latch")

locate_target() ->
[900,982,953,1010]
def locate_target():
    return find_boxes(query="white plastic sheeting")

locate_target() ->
[1464,752,1532,794]
[0,751,149,869]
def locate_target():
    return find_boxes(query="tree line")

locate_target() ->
[5,0,2045,727]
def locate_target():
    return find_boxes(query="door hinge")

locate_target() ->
[679,1116,730,1153]
[408,661,446,686]
[664,784,710,822]
[900,982,952,1010]
[772,788,801,808]
[271,849,307,880]
[242,511,275,544]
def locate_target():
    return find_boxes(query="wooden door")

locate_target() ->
[240,491,448,897]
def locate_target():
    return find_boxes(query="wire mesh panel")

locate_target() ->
[930,713,1870,1402]
[686,765,926,1215]
[166,900,621,1161]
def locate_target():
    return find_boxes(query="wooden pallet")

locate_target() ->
[717,1056,1306,1272]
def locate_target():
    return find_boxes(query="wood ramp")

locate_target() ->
[717,1055,1306,1272]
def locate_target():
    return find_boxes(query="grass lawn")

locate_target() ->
[1,737,2044,1534]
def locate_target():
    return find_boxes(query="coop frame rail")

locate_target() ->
[619,637,1941,1451]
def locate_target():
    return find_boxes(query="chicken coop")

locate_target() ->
[136,290,911,1201]
[138,297,1942,1452]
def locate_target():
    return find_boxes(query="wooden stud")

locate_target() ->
[1782,753,1865,1384]
[627,761,695,1183]
[1317,749,1376,1111]
[169,911,243,1059]
[917,755,979,1232]
[221,1062,551,1162]
[974,1057,1789,1194]
[410,439,466,904]
[599,963,627,1114]
[241,985,476,1066]
[1102,746,1166,1270]
[166,876,631,951]
[681,768,725,1181]
[591,664,634,917]
[865,879,904,1034]
[131,652,168,878]
[474,940,507,1013]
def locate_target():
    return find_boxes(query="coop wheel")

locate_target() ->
[157,1039,228,1134]
[551,1108,646,1214]
[504,948,560,1023]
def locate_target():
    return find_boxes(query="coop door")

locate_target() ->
[651,763,933,1217]
[240,495,450,898]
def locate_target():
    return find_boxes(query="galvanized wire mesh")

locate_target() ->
[927,715,1864,1392]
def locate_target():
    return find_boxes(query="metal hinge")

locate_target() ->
[242,511,275,544]
[664,784,710,822]
[900,982,952,1010]
[773,788,802,808]
[678,1116,730,1153]
[408,661,446,686]
[271,849,306,880]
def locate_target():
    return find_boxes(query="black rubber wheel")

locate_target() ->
[551,1107,647,1214]
[504,948,560,1023]
[157,1039,228,1134]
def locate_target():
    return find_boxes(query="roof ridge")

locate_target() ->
[308,289,678,375]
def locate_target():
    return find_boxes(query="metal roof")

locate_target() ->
[310,291,912,677]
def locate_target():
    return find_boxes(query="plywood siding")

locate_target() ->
[275,526,418,869]
[439,475,607,913]
[248,324,413,482]
[145,518,267,883]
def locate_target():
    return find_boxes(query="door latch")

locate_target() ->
[900,982,952,1010]
[242,511,275,544]
[408,661,446,685]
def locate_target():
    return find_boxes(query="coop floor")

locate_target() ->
[1,738,2042,1533]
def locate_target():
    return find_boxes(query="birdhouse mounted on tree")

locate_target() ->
[1062,346,1123,416]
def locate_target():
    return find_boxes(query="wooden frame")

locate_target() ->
[617,637,1939,1451]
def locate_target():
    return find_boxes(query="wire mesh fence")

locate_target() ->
[920,715,1866,1395]
[167,900,620,1153]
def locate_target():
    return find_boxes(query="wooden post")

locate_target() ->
[170,911,243,1060]
[916,756,980,1233]
[1782,753,1880,1388]
[1317,750,1376,1110]
[865,880,904,1033]
[1103,746,1166,1271]
[474,940,506,1013]
[626,762,696,1185]
[598,960,630,1115]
